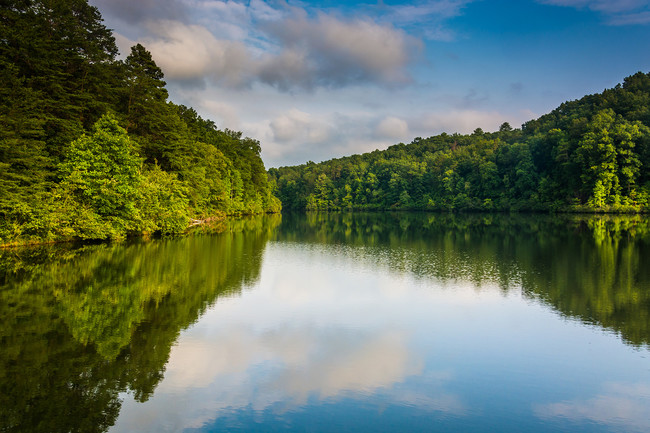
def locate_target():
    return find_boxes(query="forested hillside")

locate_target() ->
[0,0,280,245]
[270,72,650,213]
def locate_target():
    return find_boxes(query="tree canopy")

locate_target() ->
[3,0,650,245]
[0,0,280,245]
[270,72,650,213]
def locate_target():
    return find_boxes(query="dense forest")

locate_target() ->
[3,1,650,247]
[270,72,650,213]
[0,0,280,245]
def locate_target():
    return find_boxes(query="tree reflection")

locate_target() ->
[1,211,649,432]
[276,212,650,348]
[0,214,280,433]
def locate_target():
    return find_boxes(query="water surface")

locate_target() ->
[1,213,649,432]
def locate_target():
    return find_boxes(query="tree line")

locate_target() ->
[270,72,650,213]
[4,1,650,246]
[0,0,280,245]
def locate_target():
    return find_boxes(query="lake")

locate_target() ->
[1,212,649,432]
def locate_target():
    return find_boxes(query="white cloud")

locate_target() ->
[192,0,251,40]
[269,109,332,143]
[134,20,255,87]
[143,21,222,80]
[200,100,241,130]
[376,116,410,139]
[538,0,650,25]
[375,0,477,40]
[260,107,515,167]
[129,5,421,91]
[263,13,422,88]
[608,10,650,24]
[539,0,648,13]
[389,0,474,22]
[262,110,395,166]
[112,32,135,58]
[248,0,285,21]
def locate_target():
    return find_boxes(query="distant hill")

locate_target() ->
[270,72,650,213]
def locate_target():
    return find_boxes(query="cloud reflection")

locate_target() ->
[110,244,469,432]
[157,326,421,398]
[112,323,462,433]
[534,382,650,432]
[266,329,421,401]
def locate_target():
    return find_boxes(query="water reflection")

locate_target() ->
[534,382,650,432]
[112,241,469,433]
[0,215,280,433]
[276,212,650,348]
[1,212,649,432]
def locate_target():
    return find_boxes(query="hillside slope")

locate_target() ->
[270,72,650,213]
[0,0,280,244]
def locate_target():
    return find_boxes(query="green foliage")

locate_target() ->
[138,164,190,234]
[56,114,141,239]
[0,1,280,245]
[272,73,650,213]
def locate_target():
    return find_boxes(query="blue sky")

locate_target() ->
[90,0,650,167]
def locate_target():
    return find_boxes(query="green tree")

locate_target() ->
[123,43,168,134]
[122,44,188,172]
[138,165,189,234]
[56,114,142,239]
[0,0,119,158]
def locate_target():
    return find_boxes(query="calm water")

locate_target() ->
[1,213,650,432]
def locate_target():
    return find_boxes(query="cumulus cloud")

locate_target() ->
[192,0,251,40]
[538,0,650,25]
[264,14,422,88]
[200,100,241,130]
[121,1,421,91]
[253,106,529,167]
[248,0,285,22]
[270,109,332,143]
[260,108,421,166]
[262,110,348,166]
[375,116,410,139]
[140,21,253,87]
[112,32,136,58]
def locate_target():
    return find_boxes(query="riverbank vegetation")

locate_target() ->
[0,0,280,246]
[4,1,650,246]
[270,72,650,213]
